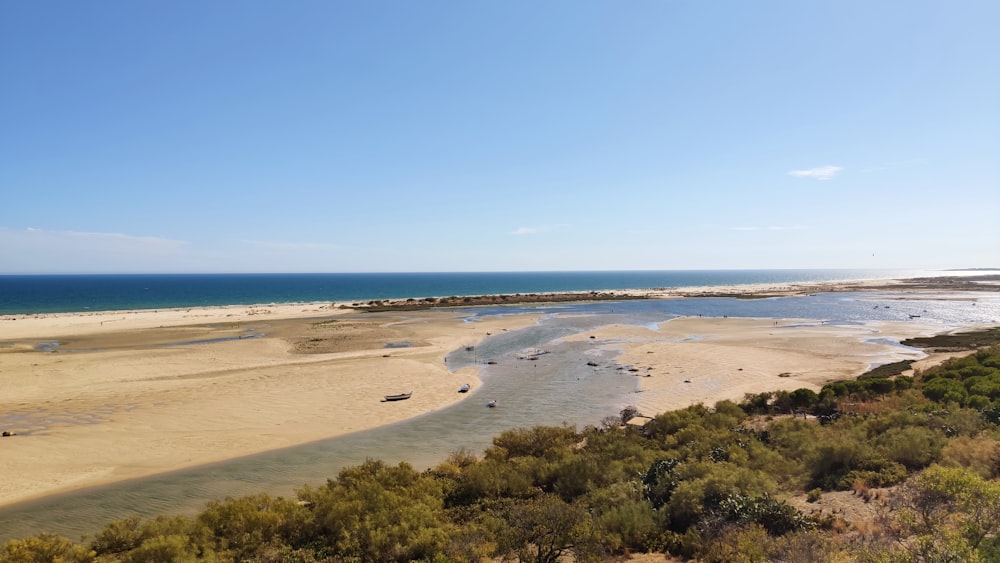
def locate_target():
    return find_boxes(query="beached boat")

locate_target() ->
[383,391,412,401]
[459,384,471,393]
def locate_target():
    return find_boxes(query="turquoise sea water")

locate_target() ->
[0,269,958,314]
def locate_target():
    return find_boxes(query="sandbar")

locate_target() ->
[564,317,948,416]
[0,303,536,507]
[0,279,996,509]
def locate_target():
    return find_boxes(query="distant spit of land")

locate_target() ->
[348,274,1000,311]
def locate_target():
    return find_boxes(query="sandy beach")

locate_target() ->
[0,303,537,507]
[0,282,996,509]
[563,317,942,417]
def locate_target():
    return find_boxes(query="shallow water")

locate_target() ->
[0,339,637,541]
[1,291,997,542]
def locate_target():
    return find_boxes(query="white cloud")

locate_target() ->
[511,227,540,235]
[729,226,803,231]
[23,227,188,247]
[511,224,564,236]
[0,227,193,273]
[510,223,570,236]
[788,165,843,181]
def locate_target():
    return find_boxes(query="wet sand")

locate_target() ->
[0,303,537,507]
[564,317,943,416]
[0,279,996,509]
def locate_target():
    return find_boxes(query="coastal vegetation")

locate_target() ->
[344,275,1000,312]
[348,291,647,312]
[4,333,1000,562]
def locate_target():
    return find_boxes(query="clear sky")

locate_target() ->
[2,1,997,274]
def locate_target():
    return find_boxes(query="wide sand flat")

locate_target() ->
[564,317,944,416]
[0,304,536,507]
[0,289,993,509]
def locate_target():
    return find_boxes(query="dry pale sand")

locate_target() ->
[0,303,537,507]
[563,317,944,416]
[0,292,991,509]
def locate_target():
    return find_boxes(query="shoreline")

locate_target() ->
[0,306,540,508]
[567,317,967,418]
[3,272,997,320]
[0,276,997,512]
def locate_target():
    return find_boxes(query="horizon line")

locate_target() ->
[1,267,994,277]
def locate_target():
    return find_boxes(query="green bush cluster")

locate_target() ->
[4,347,1000,562]
[920,348,1000,408]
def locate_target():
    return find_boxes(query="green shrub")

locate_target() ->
[923,377,969,404]
[665,461,775,531]
[643,458,682,509]
[298,459,451,561]
[838,456,908,488]
[593,497,659,553]
[195,493,311,560]
[0,534,94,563]
[968,395,992,409]
[876,426,946,470]
[715,493,813,536]
[122,534,199,563]
[487,495,602,563]
[807,488,823,503]
[491,425,578,459]
[449,457,534,504]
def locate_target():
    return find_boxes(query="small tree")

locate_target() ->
[0,534,94,563]
[489,494,601,563]
[888,464,1000,560]
[789,388,819,414]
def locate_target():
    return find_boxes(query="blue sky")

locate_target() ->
[2,1,997,273]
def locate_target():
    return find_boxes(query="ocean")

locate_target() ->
[0,269,954,314]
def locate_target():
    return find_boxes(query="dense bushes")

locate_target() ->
[920,348,1000,408]
[4,345,1000,561]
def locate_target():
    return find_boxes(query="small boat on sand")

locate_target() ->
[487,400,497,408]
[459,384,471,393]
[383,391,413,402]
